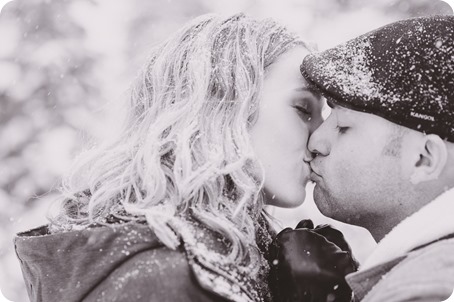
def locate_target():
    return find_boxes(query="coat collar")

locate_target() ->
[169,214,274,302]
[361,187,454,270]
[346,256,405,302]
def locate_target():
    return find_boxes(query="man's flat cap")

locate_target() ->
[301,15,454,142]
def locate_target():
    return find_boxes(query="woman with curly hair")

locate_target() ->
[14,13,330,302]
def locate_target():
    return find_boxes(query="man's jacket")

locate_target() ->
[346,188,454,302]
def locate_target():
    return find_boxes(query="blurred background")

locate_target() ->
[0,0,452,300]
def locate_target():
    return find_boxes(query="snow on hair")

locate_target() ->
[49,13,306,268]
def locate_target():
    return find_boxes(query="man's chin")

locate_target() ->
[313,187,329,211]
[313,193,358,226]
[312,186,339,219]
[312,184,327,203]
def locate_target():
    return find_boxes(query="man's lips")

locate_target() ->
[309,165,322,182]
[310,171,322,182]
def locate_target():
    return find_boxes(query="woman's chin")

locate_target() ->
[266,191,306,208]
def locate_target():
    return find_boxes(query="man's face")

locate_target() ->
[308,104,413,229]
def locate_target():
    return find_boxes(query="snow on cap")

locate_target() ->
[301,15,454,142]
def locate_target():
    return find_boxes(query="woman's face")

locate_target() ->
[250,47,323,208]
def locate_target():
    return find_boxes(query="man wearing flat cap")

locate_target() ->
[272,15,454,302]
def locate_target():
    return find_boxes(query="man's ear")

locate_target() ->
[410,134,448,184]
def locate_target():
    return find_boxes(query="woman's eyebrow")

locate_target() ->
[294,86,319,94]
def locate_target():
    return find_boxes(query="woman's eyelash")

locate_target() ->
[336,126,349,134]
[294,106,311,116]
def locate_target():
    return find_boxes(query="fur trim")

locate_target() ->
[361,188,454,270]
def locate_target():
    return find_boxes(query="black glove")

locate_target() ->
[268,219,358,302]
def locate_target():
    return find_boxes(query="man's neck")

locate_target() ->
[368,215,403,242]
[370,184,453,242]
[360,186,454,270]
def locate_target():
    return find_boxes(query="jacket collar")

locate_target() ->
[346,256,405,302]
[361,187,454,270]
[169,214,274,302]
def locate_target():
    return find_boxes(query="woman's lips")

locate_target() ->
[302,162,312,183]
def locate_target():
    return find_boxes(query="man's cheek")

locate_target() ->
[332,161,354,186]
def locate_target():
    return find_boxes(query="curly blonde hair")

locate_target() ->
[50,13,307,268]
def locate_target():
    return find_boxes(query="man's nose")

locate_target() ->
[308,122,330,157]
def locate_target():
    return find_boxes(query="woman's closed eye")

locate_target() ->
[294,105,312,120]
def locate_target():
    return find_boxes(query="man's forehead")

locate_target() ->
[329,101,380,120]
[326,99,353,114]
[326,97,350,110]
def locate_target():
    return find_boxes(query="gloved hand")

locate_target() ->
[268,219,358,302]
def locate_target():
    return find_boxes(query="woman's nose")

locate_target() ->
[303,151,315,163]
